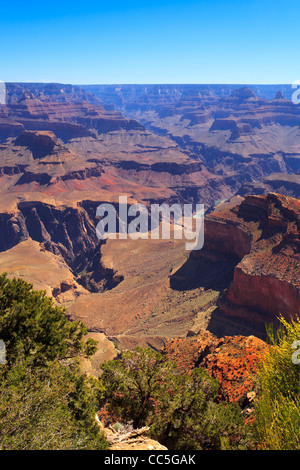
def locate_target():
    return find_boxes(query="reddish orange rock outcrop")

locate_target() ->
[163,329,266,403]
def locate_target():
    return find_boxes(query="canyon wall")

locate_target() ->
[200,193,300,337]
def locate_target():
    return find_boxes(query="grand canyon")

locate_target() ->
[0,81,300,449]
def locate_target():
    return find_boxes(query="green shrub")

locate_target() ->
[0,273,108,450]
[254,315,300,450]
[0,273,97,367]
[101,347,247,450]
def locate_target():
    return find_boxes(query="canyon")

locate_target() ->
[0,82,299,380]
[87,84,300,200]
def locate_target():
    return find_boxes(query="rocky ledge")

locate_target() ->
[200,193,300,337]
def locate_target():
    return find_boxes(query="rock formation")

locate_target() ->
[0,84,143,143]
[88,84,300,201]
[163,329,266,403]
[102,425,168,451]
[15,130,57,158]
[199,193,300,338]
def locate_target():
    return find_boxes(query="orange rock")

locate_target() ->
[163,329,266,403]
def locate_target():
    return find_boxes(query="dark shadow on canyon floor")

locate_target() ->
[169,251,238,292]
[169,251,268,339]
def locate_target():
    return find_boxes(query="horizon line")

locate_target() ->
[4,81,293,86]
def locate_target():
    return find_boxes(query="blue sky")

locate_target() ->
[0,0,299,84]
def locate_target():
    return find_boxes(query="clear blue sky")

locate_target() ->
[0,0,299,84]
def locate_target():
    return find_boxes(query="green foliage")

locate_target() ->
[254,315,300,450]
[112,422,124,433]
[0,273,97,367]
[0,273,108,450]
[0,360,107,450]
[101,347,176,428]
[150,367,245,450]
[101,347,247,450]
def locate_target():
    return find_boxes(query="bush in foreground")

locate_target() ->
[100,347,248,450]
[254,315,300,450]
[0,273,108,450]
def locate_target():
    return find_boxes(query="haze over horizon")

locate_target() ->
[1,0,300,85]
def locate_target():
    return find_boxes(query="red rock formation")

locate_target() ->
[94,84,300,197]
[15,130,57,158]
[163,329,266,403]
[0,89,143,142]
[203,193,300,337]
[202,214,252,259]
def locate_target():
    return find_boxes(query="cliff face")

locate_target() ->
[0,89,143,143]
[0,201,99,263]
[202,193,300,337]
[238,173,300,200]
[203,216,252,260]
[15,130,57,158]
[0,200,125,294]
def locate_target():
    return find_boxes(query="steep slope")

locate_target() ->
[182,193,300,339]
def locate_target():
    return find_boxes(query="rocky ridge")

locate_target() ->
[88,84,300,200]
[196,192,300,338]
